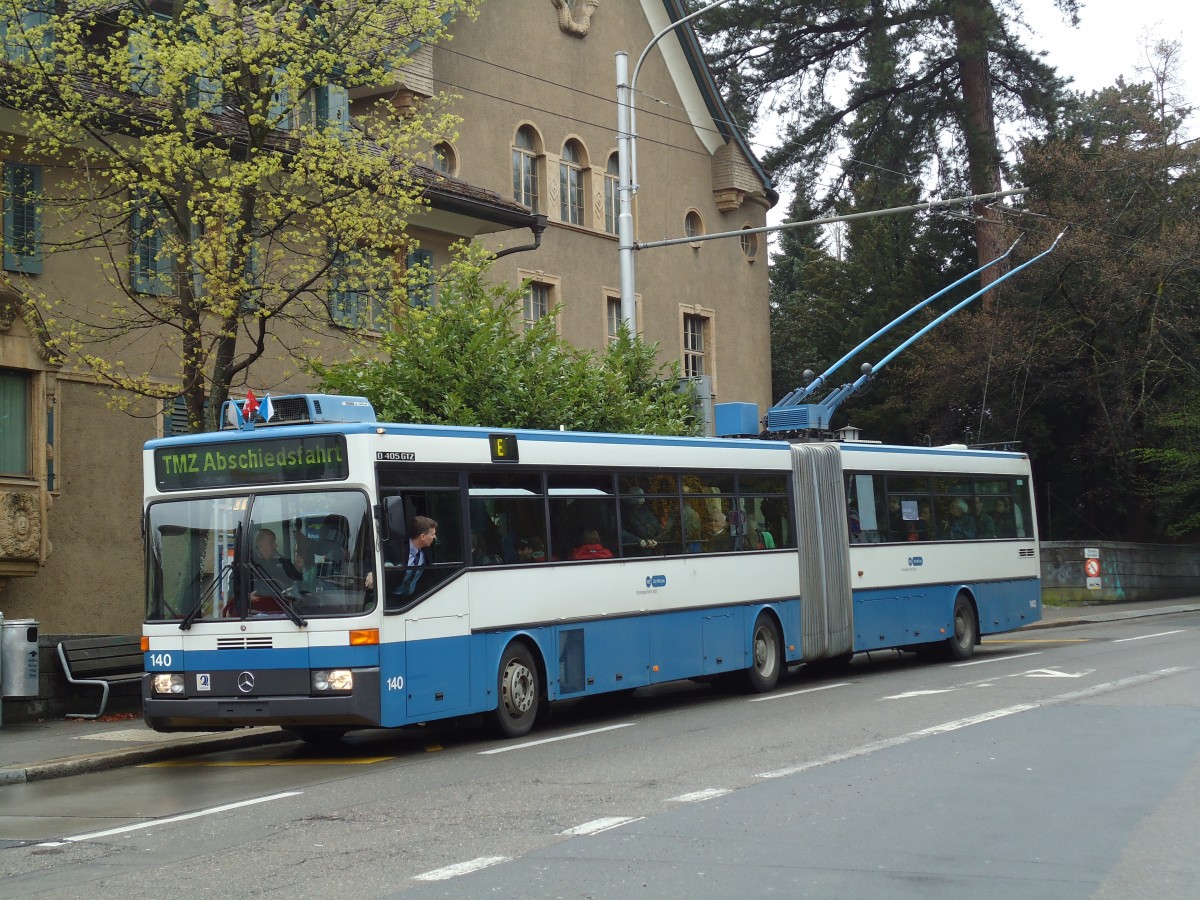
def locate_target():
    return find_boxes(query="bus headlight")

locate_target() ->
[312,669,353,692]
[152,673,185,694]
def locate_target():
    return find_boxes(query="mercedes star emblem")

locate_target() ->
[237,671,255,693]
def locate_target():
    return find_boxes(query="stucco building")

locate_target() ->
[0,0,775,638]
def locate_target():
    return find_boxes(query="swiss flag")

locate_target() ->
[243,389,260,421]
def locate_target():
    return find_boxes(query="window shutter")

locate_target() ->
[329,250,361,326]
[128,23,159,95]
[269,69,292,129]
[406,249,434,308]
[130,191,172,296]
[4,163,43,274]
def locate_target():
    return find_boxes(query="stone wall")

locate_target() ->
[1041,541,1200,604]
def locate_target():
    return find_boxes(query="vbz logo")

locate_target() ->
[645,574,667,588]
[907,556,924,567]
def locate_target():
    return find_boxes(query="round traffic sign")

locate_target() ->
[1084,558,1100,578]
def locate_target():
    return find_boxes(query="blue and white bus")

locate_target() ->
[141,395,1040,741]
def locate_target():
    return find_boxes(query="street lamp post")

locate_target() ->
[615,0,740,332]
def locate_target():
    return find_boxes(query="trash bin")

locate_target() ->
[1,618,40,698]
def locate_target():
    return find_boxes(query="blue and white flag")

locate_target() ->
[262,393,274,422]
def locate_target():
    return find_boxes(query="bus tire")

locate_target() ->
[946,593,977,661]
[492,641,540,738]
[743,613,782,693]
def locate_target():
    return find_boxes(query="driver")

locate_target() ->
[249,528,302,606]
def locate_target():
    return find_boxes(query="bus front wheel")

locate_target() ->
[946,594,978,661]
[492,642,540,738]
[743,613,782,693]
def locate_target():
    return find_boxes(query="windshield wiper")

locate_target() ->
[179,572,224,631]
[244,559,308,628]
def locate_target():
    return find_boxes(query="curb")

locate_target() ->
[0,727,294,787]
[1022,603,1200,631]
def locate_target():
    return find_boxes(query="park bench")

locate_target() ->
[56,636,144,719]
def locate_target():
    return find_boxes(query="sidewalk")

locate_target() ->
[2,598,1197,787]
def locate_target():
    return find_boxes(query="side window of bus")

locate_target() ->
[738,474,791,550]
[933,478,974,540]
[617,474,677,556]
[1007,478,1032,538]
[886,476,933,542]
[685,473,733,553]
[548,472,618,561]
[468,472,547,564]
[644,474,682,555]
[377,469,464,607]
[845,473,886,543]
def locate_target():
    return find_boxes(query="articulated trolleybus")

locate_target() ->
[142,394,1041,741]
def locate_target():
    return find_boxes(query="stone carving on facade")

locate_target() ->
[0,282,59,362]
[0,489,42,563]
[0,283,21,332]
[552,0,599,38]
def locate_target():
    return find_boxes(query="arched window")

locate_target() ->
[559,139,586,225]
[433,142,457,176]
[512,126,541,212]
[740,226,759,260]
[603,153,619,235]
[684,210,704,240]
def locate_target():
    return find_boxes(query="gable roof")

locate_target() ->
[652,0,778,206]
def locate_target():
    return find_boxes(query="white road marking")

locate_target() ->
[562,816,643,836]
[1114,630,1185,643]
[65,791,303,842]
[478,723,633,755]
[756,667,1190,780]
[883,689,957,700]
[1025,668,1094,678]
[413,856,511,882]
[668,788,731,803]
[952,651,1042,667]
[749,682,851,702]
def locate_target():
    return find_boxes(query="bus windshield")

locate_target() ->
[145,489,375,622]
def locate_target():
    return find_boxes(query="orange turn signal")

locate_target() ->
[140,636,150,652]
[350,628,379,646]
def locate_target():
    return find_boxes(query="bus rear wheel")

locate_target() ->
[743,613,782,693]
[492,642,540,738]
[946,593,978,661]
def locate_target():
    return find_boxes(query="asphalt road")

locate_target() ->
[2,611,1197,898]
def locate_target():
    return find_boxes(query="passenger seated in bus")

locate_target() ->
[570,530,614,560]
[943,498,977,540]
[888,497,906,538]
[973,497,997,538]
[992,497,1021,537]
[707,510,734,552]
[621,487,661,552]
[471,531,501,566]
[650,494,680,552]
[683,502,703,552]
[249,527,302,608]
[516,536,546,563]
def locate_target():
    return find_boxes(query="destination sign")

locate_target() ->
[155,434,349,491]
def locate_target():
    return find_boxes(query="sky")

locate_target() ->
[760,0,1195,232]
[1019,0,1195,105]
